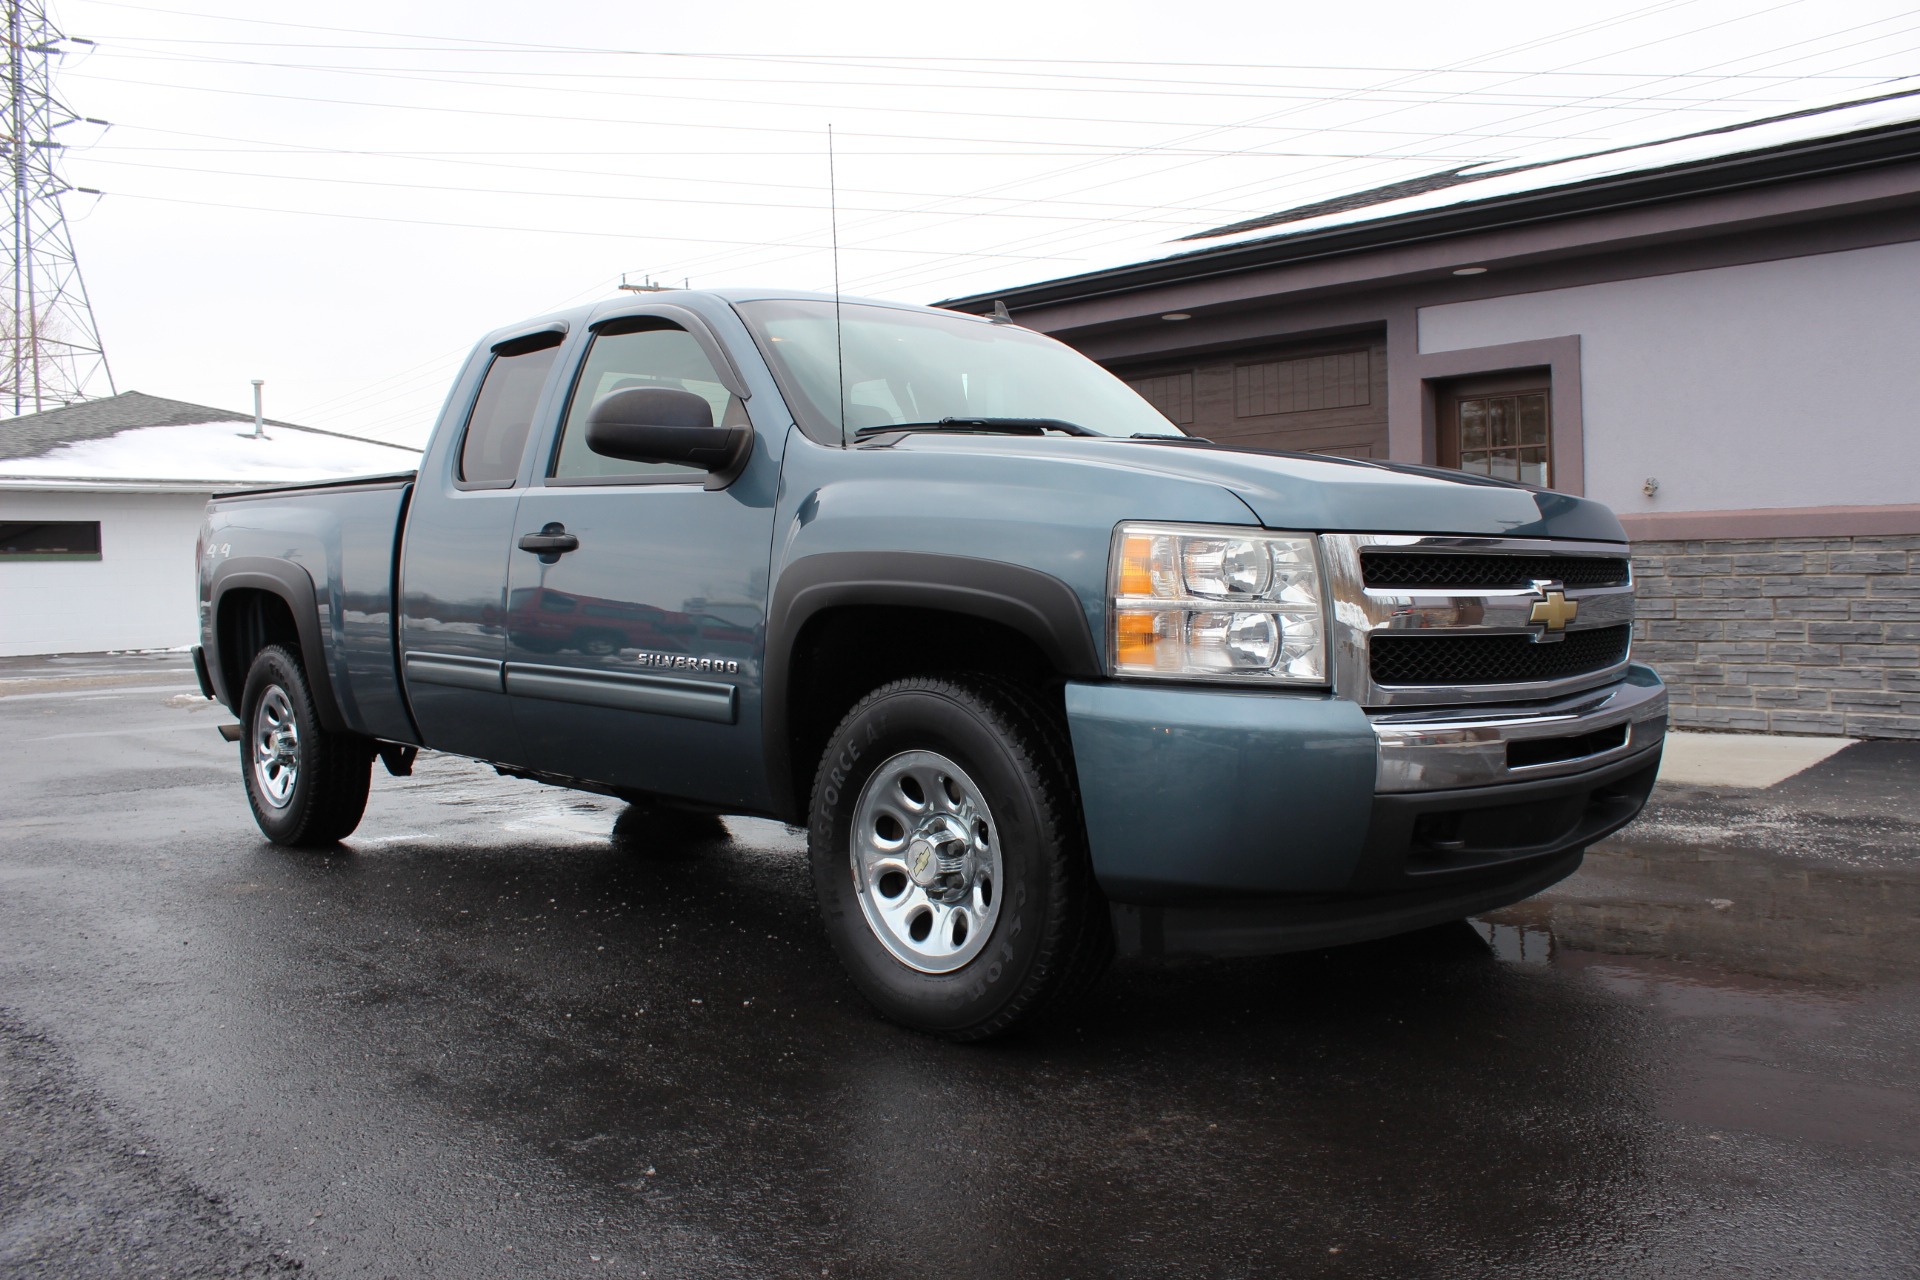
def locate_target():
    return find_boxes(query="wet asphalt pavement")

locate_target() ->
[2,653,1918,1278]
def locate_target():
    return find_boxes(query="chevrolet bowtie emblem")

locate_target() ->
[1528,582,1579,632]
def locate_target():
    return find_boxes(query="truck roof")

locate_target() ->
[476,289,988,353]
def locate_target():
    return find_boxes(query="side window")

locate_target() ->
[550,319,747,482]
[458,339,562,485]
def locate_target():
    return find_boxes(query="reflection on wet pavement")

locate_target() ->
[2,669,1918,1277]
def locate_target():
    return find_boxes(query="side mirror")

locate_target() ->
[585,387,752,490]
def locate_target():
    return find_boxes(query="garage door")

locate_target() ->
[1113,332,1388,458]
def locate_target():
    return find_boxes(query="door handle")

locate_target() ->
[518,524,579,555]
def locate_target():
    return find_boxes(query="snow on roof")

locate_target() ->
[1188,80,1920,252]
[0,419,418,487]
[938,79,1920,305]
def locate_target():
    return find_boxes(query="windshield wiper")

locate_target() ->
[853,416,1098,442]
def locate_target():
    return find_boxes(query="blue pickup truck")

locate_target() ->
[194,289,1666,1039]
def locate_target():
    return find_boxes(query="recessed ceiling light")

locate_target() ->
[1452,266,1489,276]
[1161,312,1192,321]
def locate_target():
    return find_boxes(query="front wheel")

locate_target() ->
[808,676,1111,1040]
[239,644,373,846]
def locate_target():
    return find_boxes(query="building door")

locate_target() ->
[1437,371,1552,487]
[1112,331,1388,458]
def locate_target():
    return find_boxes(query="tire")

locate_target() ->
[238,643,373,846]
[575,630,622,657]
[808,675,1111,1040]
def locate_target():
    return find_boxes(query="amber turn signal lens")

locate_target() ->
[1118,534,1156,597]
[1114,610,1159,665]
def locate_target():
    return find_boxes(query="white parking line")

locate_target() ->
[17,722,224,743]
[0,685,202,703]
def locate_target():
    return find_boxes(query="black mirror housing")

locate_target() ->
[584,387,751,489]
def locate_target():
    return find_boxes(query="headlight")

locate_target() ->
[1108,522,1327,684]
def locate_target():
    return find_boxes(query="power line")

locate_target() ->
[854,33,1920,297]
[830,0,1893,296]
[66,0,1920,426]
[88,189,1084,260]
[66,67,1697,150]
[73,155,1251,226]
[61,1,1907,80]
[301,269,633,430]
[74,131,1327,215]
[645,0,1735,285]
[82,45,1808,113]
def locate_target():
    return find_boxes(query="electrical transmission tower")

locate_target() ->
[3,0,112,415]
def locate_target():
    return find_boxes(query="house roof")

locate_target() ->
[938,79,1920,313]
[0,390,419,490]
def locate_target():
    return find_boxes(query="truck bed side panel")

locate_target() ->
[202,477,417,742]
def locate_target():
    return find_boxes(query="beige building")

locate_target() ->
[943,88,1920,738]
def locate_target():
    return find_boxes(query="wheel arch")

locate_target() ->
[763,552,1101,823]
[209,558,350,732]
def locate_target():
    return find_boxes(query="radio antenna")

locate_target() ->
[827,123,846,444]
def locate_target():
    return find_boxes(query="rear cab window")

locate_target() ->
[457,333,564,487]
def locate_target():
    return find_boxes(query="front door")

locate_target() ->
[503,314,777,811]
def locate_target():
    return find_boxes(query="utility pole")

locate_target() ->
[3,0,112,416]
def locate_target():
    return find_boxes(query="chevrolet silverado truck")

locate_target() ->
[193,289,1667,1039]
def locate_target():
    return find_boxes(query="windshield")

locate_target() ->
[735,298,1183,442]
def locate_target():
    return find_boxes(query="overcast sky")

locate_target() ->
[39,0,1920,444]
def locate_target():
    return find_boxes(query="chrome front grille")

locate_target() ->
[1369,624,1633,686]
[1321,533,1636,709]
[1360,551,1630,590]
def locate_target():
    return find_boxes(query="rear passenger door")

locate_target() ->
[398,327,567,764]
[502,311,778,810]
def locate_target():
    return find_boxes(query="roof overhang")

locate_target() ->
[939,118,1920,317]
[0,477,318,494]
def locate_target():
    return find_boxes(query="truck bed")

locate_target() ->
[202,473,417,744]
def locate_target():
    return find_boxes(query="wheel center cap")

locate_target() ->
[905,838,941,887]
[905,816,970,889]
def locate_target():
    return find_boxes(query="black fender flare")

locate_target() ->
[762,551,1101,820]
[208,557,350,733]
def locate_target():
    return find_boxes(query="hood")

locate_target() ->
[889,436,1627,541]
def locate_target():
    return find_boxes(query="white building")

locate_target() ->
[0,391,419,657]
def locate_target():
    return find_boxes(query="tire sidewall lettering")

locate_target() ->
[808,681,1089,1037]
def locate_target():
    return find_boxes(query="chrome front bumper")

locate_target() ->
[1370,665,1668,793]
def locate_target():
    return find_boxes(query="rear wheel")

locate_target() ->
[239,644,373,846]
[808,676,1111,1040]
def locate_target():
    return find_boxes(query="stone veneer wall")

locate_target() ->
[1630,535,1920,739]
